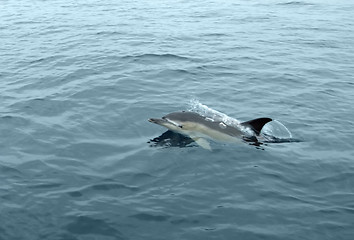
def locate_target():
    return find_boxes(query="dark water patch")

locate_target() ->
[0,208,50,240]
[91,182,137,191]
[121,53,193,63]
[277,1,315,6]
[158,68,196,76]
[318,206,354,215]
[259,190,312,206]
[201,32,231,38]
[195,63,243,74]
[9,97,78,118]
[67,191,83,198]
[0,115,30,126]
[170,217,200,225]
[67,181,139,198]
[13,20,44,25]
[313,172,354,184]
[130,213,171,222]
[57,141,122,161]
[261,170,297,185]
[27,182,63,189]
[17,159,58,175]
[0,164,23,178]
[65,215,123,238]
[129,172,155,181]
[96,30,127,36]
[44,233,79,240]
[28,55,65,65]
[60,67,101,82]
[317,220,351,232]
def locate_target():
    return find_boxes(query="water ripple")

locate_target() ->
[64,216,124,238]
[1,0,354,239]
[67,181,139,198]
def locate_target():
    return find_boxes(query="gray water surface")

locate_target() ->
[1,0,354,239]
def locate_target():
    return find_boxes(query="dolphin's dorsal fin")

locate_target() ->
[241,118,272,135]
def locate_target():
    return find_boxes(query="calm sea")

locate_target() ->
[1,0,354,239]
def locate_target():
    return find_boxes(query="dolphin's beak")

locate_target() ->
[148,118,167,125]
[149,118,183,129]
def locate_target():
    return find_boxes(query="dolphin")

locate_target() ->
[148,111,272,150]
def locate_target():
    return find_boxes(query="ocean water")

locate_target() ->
[1,0,354,239]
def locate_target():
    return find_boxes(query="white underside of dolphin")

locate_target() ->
[149,111,272,150]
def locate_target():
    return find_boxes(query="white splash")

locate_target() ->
[262,119,293,139]
[188,99,254,136]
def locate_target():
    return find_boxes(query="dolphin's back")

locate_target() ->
[163,111,205,122]
[164,111,272,137]
[164,111,243,137]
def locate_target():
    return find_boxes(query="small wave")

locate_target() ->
[27,181,63,189]
[0,164,23,178]
[260,120,302,143]
[201,32,230,37]
[262,119,293,139]
[96,30,126,35]
[260,134,302,143]
[130,213,171,222]
[122,53,192,62]
[0,115,29,126]
[277,1,314,6]
[67,181,139,197]
[9,97,75,118]
[314,172,354,184]
[65,215,123,237]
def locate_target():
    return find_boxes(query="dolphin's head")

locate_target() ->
[149,112,202,131]
[148,116,184,131]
